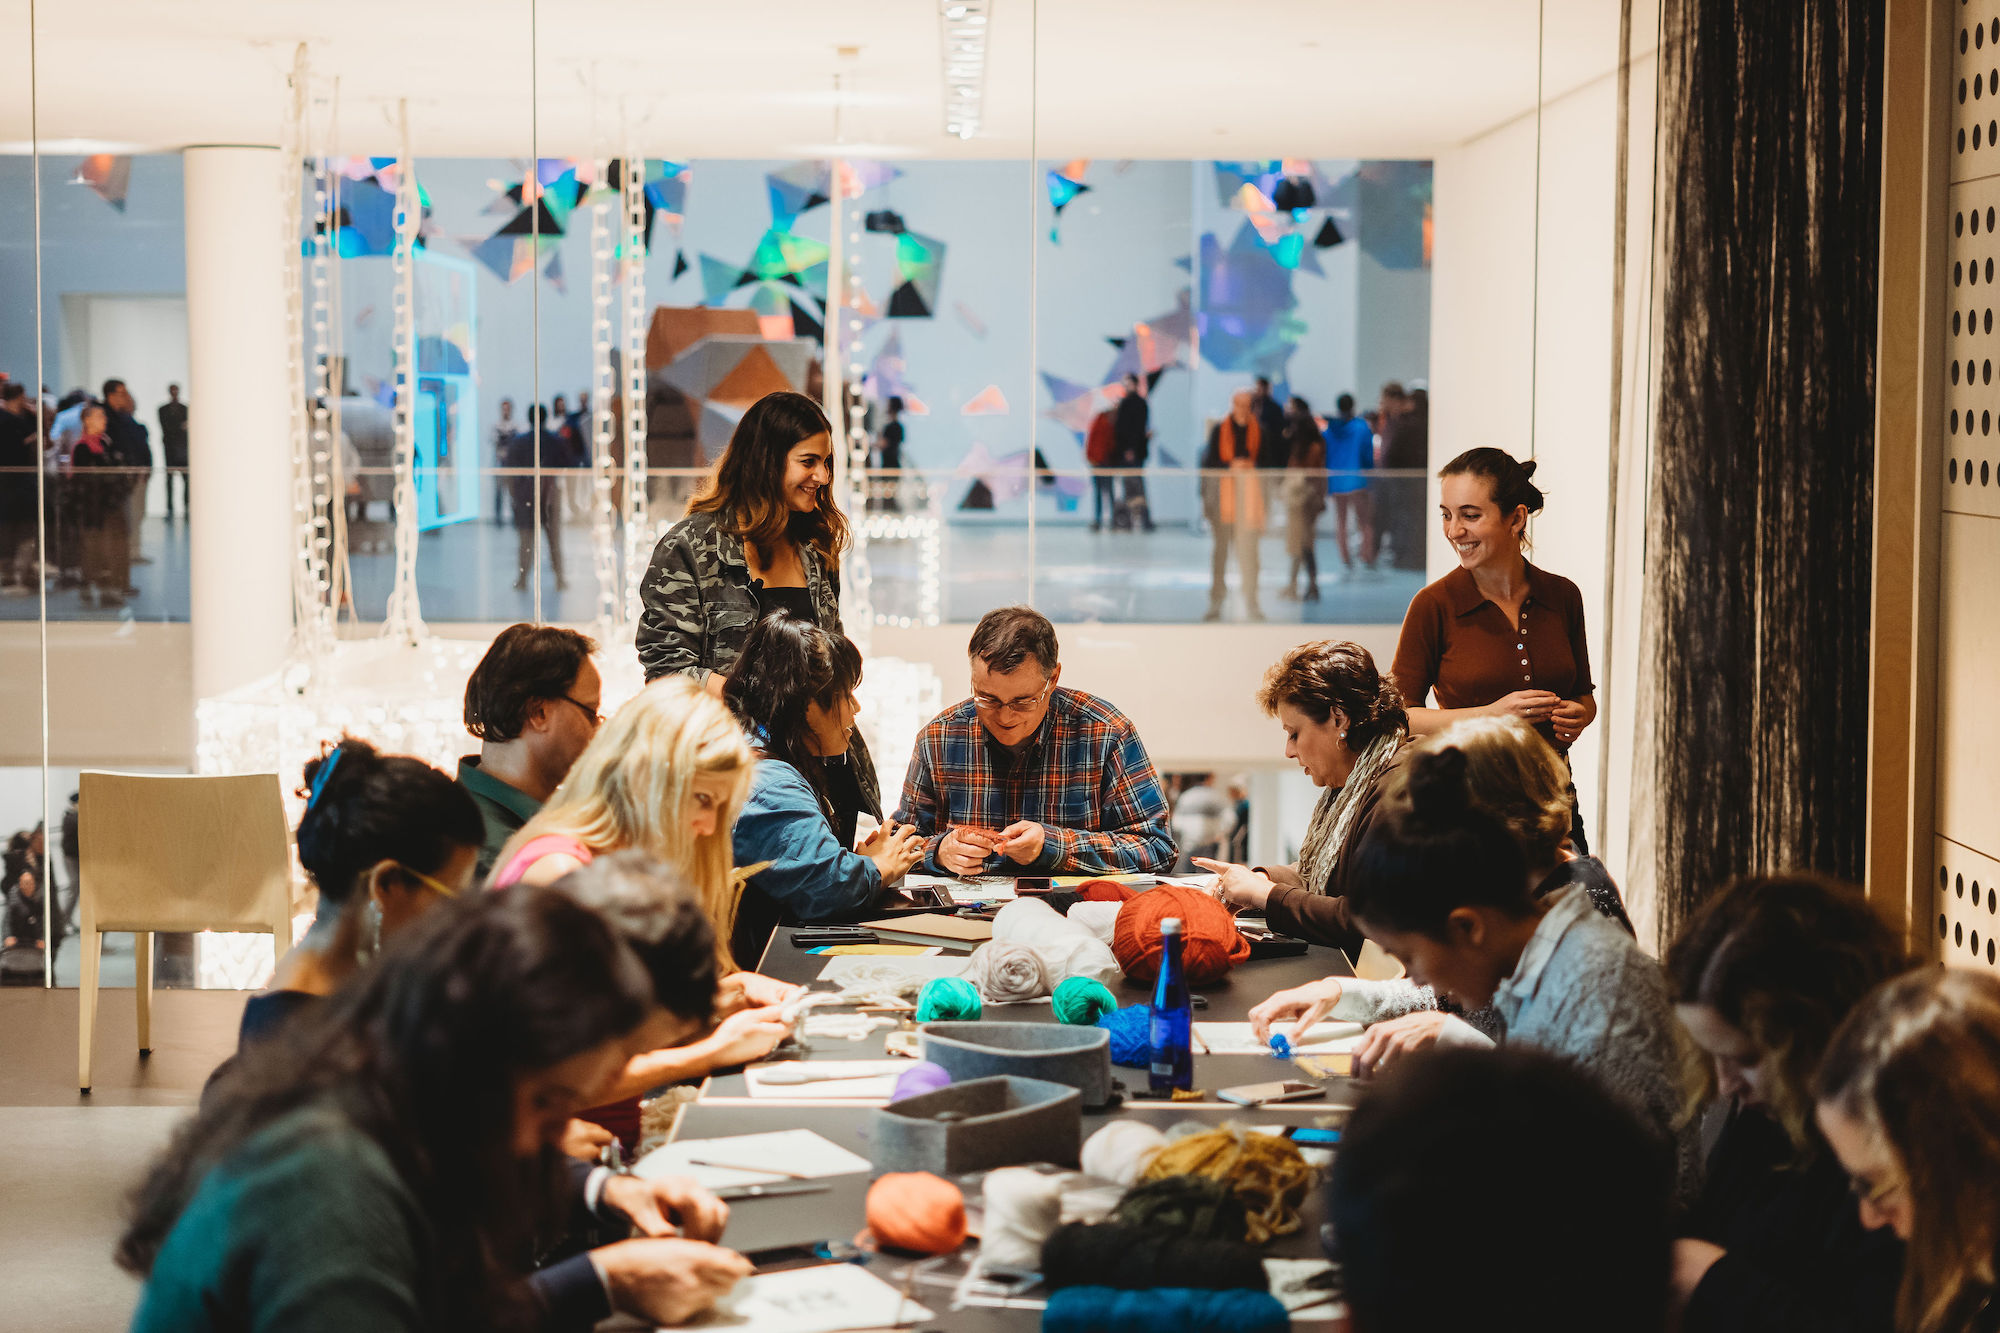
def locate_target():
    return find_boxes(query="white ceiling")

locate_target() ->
[0,0,1630,160]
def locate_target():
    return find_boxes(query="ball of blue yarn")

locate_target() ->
[1097,1004,1153,1068]
[1043,1287,1290,1333]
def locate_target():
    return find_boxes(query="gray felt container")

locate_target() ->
[871,1075,1082,1174]
[920,1021,1115,1107]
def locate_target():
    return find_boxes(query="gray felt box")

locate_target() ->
[920,1021,1115,1108]
[871,1075,1082,1174]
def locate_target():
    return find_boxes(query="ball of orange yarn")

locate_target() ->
[1075,878,1138,902]
[1112,885,1252,985]
[864,1172,969,1255]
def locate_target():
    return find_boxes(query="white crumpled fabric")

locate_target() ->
[992,897,1124,988]
[963,939,1053,1003]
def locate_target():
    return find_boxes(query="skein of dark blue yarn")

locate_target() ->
[1039,1220,1267,1293]
[1041,1286,1291,1332]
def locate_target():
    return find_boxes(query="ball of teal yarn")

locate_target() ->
[916,975,983,1022]
[1052,975,1118,1025]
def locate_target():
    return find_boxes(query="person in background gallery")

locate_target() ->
[1114,372,1154,532]
[1,825,54,985]
[1251,375,1288,468]
[896,605,1175,876]
[0,383,37,594]
[1323,391,1378,577]
[67,403,134,609]
[636,390,881,830]
[1201,389,1267,622]
[1169,773,1235,871]
[1085,399,1121,532]
[457,624,602,880]
[871,394,905,512]
[101,379,151,566]
[490,396,515,525]
[1665,874,1908,1333]
[1392,445,1597,851]
[1816,967,2000,1333]
[504,405,567,592]
[1280,394,1327,603]
[157,384,188,521]
[1376,381,1428,571]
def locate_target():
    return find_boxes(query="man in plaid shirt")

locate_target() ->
[894,607,1176,875]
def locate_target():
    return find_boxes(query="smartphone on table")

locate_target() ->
[1216,1080,1327,1107]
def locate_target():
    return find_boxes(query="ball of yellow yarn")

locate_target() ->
[1139,1125,1315,1244]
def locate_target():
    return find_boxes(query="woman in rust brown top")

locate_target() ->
[1391,446,1597,849]
[1193,640,1408,956]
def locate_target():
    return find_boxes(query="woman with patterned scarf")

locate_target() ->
[1194,641,1408,956]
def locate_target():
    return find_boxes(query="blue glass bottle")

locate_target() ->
[1148,916,1193,1093]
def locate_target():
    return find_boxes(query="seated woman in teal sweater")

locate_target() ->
[120,885,749,1333]
[723,614,924,968]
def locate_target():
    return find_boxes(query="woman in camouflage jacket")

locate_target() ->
[636,391,881,819]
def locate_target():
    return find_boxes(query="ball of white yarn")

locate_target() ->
[1079,1119,1168,1186]
[964,939,1052,1003]
[980,1167,1065,1272]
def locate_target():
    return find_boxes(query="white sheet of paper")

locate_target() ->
[816,954,970,988]
[1263,1258,1344,1319]
[1157,873,1221,892]
[631,1129,873,1190]
[686,1263,934,1332]
[1193,1020,1366,1056]
[743,1059,910,1100]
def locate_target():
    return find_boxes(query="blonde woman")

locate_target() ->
[493,676,798,1144]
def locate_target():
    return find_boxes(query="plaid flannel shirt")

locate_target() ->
[893,687,1176,875]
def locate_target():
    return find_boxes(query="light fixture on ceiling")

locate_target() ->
[938,0,991,141]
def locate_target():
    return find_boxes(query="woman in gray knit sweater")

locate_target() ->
[1286,745,1697,1193]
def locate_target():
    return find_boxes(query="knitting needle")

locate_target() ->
[1194,1027,1212,1055]
[685,1157,813,1179]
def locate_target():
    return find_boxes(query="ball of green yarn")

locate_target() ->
[1052,975,1119,1025]
[917,976,983,1022]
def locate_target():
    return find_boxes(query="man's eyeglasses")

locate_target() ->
[559,694,604,728]
[972,684,1052,718]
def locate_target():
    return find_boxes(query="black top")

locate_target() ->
[1114,394,1150,466]
[757,583,816,623]
[1683,1104,1903,1333]
[238,988,324,1047]
[877,420,903,469]
[158,400,189,465]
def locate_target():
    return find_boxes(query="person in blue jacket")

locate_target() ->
[723,614,925,968]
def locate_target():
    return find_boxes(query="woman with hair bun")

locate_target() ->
[1392,446,1598,849]
[242,737,484,1046]
[1193,640,1408,957]
[1323,746,1692,1188]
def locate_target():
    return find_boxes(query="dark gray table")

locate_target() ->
[652,916,1356,1328]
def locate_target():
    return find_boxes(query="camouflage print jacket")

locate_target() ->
[636,509,881,817]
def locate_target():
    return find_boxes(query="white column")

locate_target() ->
[183,146,292,700]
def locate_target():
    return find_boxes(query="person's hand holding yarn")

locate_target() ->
[859,818,926,883]
[1191,858,1277,911]
[558,1117,615,1162]
[939,825,997,876]
[1352,1008,1456,1077]
[601,1173,730,1242]
[993,820,1047,866]
[1247,977,1343,1043]
[589,1237,751,1326]
[702,1004,791,1067]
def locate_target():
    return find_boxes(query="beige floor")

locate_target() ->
[0,987,246,1333]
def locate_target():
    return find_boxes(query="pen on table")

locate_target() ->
[685,1157,812,1179]
[1194,1027,1212,1055]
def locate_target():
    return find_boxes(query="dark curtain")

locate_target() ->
[1646,0,1883,940]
